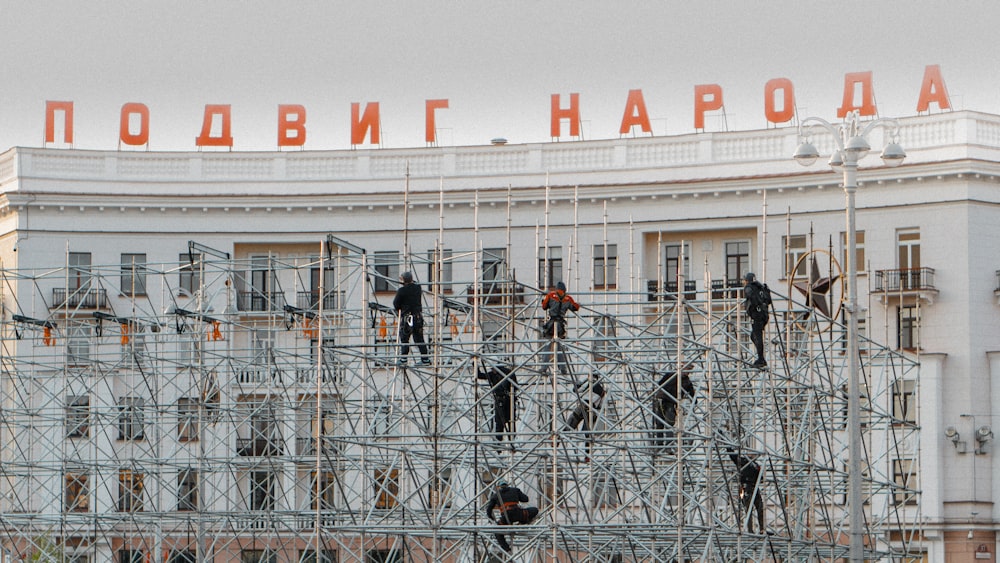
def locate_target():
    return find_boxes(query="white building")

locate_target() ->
[0,109,996,562]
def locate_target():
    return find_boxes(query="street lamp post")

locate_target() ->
[793,110,905,562]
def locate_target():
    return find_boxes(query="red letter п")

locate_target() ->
[195,104,234,147]
[119,103,150,146]
[278,104,307,147]
[837,71,877,118]
[45,101,74,144]
[619,89,652,135]
[351,102,380,146]
[551,93,581,138]
[425,99,449,144]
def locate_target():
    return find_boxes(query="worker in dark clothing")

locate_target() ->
[564,375,606,461]
[477,365,517,441]
[652,370,696,447]
[539,281,579,375]
[392,271,430,366]
[728,448,766,534]
[743,272,772,369]
[484,478,539,553]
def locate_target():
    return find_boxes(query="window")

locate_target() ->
[426,248,453,293]
[725,241,750,282]
[373,467,399,509]
[167,550,196,563]
[310,256,338,309]
[664,242,691,283]
[179,252,202,295]
[118,469,144,512]
[299,550,337,563]
[64,470,89,512]
[177,398,199,441]
[247,255,278,311]
[250,470,277,511]
[178,468,198,511]
[892,379,917,425]
[67,325,92,365]
[783,235,807,278]
[482,248,507,282]
[304,408,337,456]
[66,395,90,438]
[241,550,276,563]
[118,550,144,563]
[365,549,401,563]
[892,458,917,505]
[118,397,145,440]
[121,332,146,368]
[311,470,337,510]
[120,253,148,296]
[373,251,399,293]
[897,305,919,350]
[178,336,203,368]
[840,230,866,274]
[428,468,453,509]
[538,246,563,288]
[593,244,617,289]
[897,229,920,271]
[69,252,92,290]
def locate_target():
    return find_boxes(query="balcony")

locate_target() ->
[295,436,340,457]
[236,437,284,456]
[465,280,526,305]
[646,280,697,301]
[52,287,108,309]
[710,279,743,300]
[236,291,286,312]
[296,290,345,311]
[872,267,938,304]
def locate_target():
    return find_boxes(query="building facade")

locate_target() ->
[0,110,996,562]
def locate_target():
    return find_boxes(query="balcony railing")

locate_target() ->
[295,436,340,457]
[236,291,286,312]
[52,287,108,309]
[296,290,345,311]
[873,268,936,292]
[235,437,284,456]
[646,280,697,301]
[465,280,526,305]
[710,279,744,300]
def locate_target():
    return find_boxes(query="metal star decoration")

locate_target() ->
[792,255,840,318]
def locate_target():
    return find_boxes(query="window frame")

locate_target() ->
[593,243,618,290]
[120,253,148,296]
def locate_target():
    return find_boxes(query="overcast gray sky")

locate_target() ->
[2,1,998,151]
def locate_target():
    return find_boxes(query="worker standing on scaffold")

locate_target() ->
[540,281,578,375]
[743,272,772,369]
[393,271,430,366]
[485,477,539,553]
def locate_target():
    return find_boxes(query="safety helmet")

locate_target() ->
[556,281,566,291]
[743,272,756,282]
[495,477,508,488]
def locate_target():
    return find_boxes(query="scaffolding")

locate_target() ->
[0,238,922,562]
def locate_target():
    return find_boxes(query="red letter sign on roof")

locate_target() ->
[45,101,74,145]
[196,105,234,148]
[551,93,581,139]
[119,103,150,147]
[619,89,652,135]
